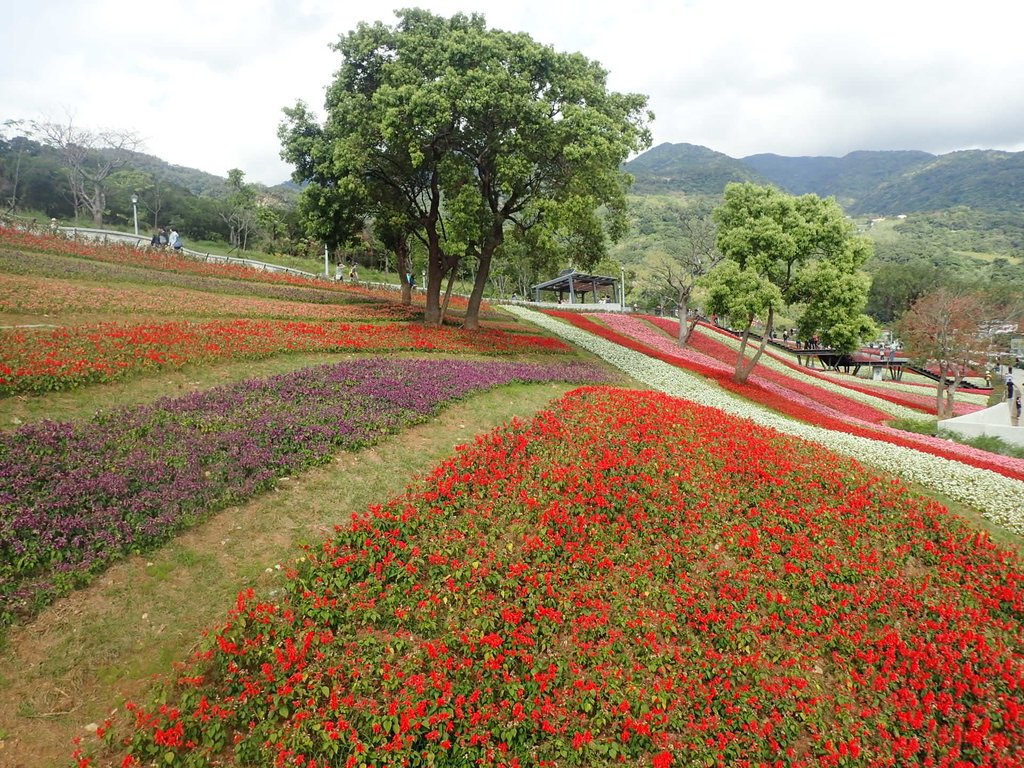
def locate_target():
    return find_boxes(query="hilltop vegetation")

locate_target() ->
[627,143,1024,217]
[4,130,1023,316]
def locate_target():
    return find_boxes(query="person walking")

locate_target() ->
[168,227,182,251]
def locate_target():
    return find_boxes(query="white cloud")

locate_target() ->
[2,0,1022,185]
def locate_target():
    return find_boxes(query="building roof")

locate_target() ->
[532,270,619,293]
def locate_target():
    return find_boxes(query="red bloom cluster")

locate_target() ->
[0,319,569,394]
[100,388,1024,767]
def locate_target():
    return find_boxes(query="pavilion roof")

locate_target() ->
[531,270,618,292]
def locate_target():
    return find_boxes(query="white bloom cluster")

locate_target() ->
[508,307,1024,532]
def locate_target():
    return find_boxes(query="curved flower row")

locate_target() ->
[0,357,610,631]
[0,272,423,322]
[602,314,897,423]
[0,319,570,395]
[688,319,985,417]
[86,387,1024,768]
[0,226,481,311]
[656,317,933,419]
[547,310,1024,484]
[811,367,992,408]
[508,307,1024,531]
[0,248,390,309]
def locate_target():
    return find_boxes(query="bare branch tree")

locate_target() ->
[31,116,142,227]
[648,210,722,344]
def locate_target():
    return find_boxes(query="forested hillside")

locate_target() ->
[625,142,766,194]
[3,130,1022,319]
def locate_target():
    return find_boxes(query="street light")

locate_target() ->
[130,194,139,236]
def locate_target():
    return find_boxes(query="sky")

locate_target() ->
[2,0,1022,186]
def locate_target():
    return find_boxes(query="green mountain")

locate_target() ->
[625,142,767,195]
[624,143,1024,217]
[741,150,934,211]
[855,150,1024,214]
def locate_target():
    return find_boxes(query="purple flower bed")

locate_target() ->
[0,357,611,630]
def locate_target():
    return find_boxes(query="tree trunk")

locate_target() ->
[734,307,774,384]
[934,364,948,418]
[465,226,502,331]
[90,182,105,227]
[677,293,689,345]
[677,287,699,345]
[439,267,458,326]
[395,241,412,306]
[939,369,962,420]
[422,176,445,327]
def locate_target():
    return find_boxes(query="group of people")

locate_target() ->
[150,227,183,251]
[334,263,360,282]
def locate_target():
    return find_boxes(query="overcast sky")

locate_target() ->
[3,0,1021,186]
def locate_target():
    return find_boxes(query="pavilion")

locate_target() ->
[531,269,622,306]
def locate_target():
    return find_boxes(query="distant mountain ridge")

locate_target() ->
[625,143,1024,215]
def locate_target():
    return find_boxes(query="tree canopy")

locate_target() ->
[279,9,652,328]
[702,183,876,382]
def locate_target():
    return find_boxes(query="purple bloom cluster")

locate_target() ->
[0,357,610,629]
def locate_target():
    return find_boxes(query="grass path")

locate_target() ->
[0,382,581,767]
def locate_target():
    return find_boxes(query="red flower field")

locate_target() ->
[84,388,1024,768]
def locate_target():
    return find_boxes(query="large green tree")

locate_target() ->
[701,183,875,383]
[279,9,651,328]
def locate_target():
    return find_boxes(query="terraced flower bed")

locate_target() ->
[0,272,426,322]
[84,388,1024,767]
[511,306,1024,529]
[1,357,610,630]
[0,320,570,395]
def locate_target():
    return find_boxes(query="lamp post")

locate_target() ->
[130,194,139,236]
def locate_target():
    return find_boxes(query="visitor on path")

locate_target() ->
[349,265,358,281]
[1007,372,1015,401]
[168,228,182,251]
[335,262,345,281]
[150,229,162,247]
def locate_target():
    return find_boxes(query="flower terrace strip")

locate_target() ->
[0,320,570,395]
[604,314,900,423]
[547,310,1024,486]
[0,358,610,630]
[0,248,392,309]
[0,272,425,322]
[509,307,1024,529]
[680,318,986,417]
[90,388,1024,768]
[0,226,477,311]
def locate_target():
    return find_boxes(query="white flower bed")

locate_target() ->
[510,306,1024,532]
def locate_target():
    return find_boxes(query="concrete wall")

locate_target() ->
[940,368,1023,447]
